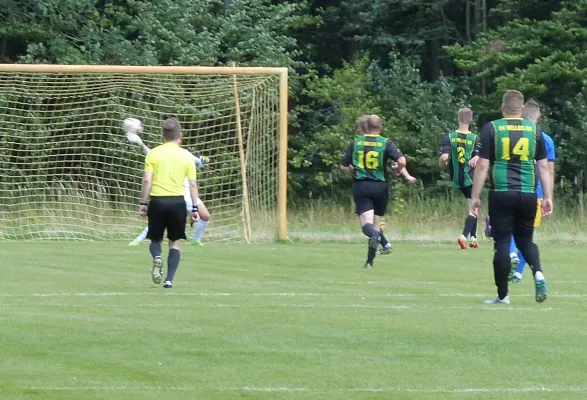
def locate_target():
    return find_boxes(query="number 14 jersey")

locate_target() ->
[478,118,547,193]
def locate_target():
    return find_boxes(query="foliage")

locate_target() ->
[2,0,587,202]
[445,0,587,188]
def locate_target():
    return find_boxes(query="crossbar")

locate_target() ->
[0,64,287,75]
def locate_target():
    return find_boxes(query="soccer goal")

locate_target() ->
[0,64,288,242]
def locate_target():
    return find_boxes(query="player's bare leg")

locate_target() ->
[359,210,379,268]
[192,202,210,246]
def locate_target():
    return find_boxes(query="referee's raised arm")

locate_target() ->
[138,118,198,289]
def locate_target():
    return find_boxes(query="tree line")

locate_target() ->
[1,0,586,204]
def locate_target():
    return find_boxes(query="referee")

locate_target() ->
[139,118,199,288]
[340,115,406,269]
[470,90,553,304]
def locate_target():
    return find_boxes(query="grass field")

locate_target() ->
[2,240,587,399]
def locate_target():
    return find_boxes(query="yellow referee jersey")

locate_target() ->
[144,142,197,197]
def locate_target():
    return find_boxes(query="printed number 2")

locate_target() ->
[501,137,530,161]
[457,147,466,164]
[357,150,379,169]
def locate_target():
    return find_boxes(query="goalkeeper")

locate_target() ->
[126,127,211,247]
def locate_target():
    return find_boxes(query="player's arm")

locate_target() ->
[194,155,209,169]
[469,135,480,169]
[399,167,417,183]
[126,131,150,154]
[470,123,493,213]
[385,140,406,172]
[534,131,553,216]
[545,134,556,200]
[186,157,200,220]
[340,141,355,174]
[439,135,450,168]
[139,152,154,215]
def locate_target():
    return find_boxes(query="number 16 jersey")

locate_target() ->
[340,134,403,182]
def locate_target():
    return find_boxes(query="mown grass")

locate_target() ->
[1,241,587,399]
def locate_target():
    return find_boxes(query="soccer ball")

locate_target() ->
[123,118,142,134]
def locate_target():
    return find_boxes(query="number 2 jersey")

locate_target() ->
[478,118,547,193]
[340,134,403,182]
[440,130,480,189]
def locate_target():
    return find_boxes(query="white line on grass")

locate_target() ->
[0,292,584,299]
[20,386,587,393]
[1,303,556,311]
[236,280,582,285]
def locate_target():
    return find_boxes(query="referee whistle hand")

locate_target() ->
[139,205,148,217]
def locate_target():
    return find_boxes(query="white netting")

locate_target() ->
[0,69,281,241]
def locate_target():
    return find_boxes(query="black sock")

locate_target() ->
[493,239,510,299]
[379,232,389,247]
[149,241,162,259]
[462,215,477,237]
[166,249,180,282]
[515,236,542,274]
[362,223,375,238]
[471,216,478,238]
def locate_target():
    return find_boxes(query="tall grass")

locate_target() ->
[288,196,587,244]
[1,183,586,243]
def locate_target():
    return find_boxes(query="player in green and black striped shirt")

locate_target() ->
[440,108,481,249]
[340,115,406,269]
[470,90,553,305]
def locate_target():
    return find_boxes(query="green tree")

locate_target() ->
[445,0,587,188]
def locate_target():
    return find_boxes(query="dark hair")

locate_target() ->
[162,118,181,141]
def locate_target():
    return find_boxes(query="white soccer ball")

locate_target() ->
[123,118,142,134]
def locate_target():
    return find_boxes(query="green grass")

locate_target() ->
[2,241,587,399]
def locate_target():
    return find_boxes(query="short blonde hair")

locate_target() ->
[356,115,368,134]
[366,115,383,132]
[457,108,473,124]
[502,90,524,115]
[523,99,540,122]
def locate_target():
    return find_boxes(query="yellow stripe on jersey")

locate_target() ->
[145,142,197,197]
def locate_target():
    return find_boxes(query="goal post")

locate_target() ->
[0,64,288,242]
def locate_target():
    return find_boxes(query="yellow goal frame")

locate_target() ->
[0,64,289,241]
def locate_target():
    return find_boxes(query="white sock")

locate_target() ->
[535,271,545,280]
[193,220,209,242]
[510,252,518,259]
[136,226,149,242]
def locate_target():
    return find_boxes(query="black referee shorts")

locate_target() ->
[147,196,188,242]
[488,191,537,241]
[353,180,389,216]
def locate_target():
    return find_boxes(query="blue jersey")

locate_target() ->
[536,132,555,198]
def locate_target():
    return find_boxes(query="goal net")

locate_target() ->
[0,65,287,242]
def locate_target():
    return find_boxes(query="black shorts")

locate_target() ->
[353,180,389,216]
[147,196,188,242]
[459,185,472,199]
[488,191,537,241]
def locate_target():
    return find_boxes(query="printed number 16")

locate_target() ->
[357,150,380,169]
